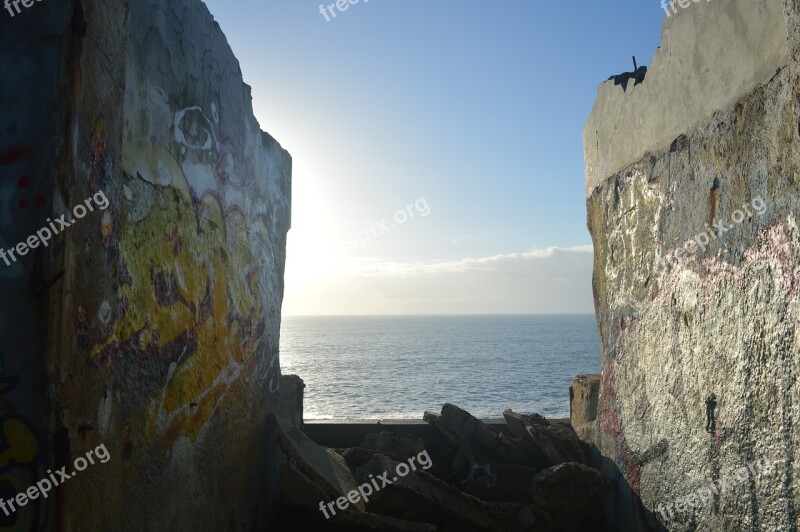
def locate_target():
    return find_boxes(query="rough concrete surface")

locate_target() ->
[0,0,293,530]
[584,0,790,197]
[569,374,601,443]
[585,0,800,530]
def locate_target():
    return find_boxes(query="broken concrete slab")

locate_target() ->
[503,409,549,438]
[422,411,439,424]
[279,461,331,510]
[530,462,613,532]
[338,447,412,471]
[525,423,589,466]
[355,453,535,532]
[426,404,531,468]
[461,462,538,504]
[360,431,426,459]
[502,409,590,469]
[331,510,439,531]
[268,414,366,512]
[268,504,438,531]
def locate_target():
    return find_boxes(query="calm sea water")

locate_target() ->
[279,315,600,420]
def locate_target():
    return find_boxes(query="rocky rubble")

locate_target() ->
[269,404,613,531]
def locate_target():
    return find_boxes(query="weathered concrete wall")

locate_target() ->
[0,2,67,531]
[1,0,294,530]
[585,0,800,530]
[584,0,790,197]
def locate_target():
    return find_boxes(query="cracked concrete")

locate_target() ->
[584,0,800,530]
[584,0,790,198]
[0,0,295,530]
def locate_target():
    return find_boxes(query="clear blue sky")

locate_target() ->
[202,0,666,315]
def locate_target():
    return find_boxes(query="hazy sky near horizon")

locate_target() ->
[202,0,665,315]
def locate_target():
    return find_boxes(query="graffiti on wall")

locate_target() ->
[0,122,48,530]
[90,100,281,446]
[0,138,32,279]
[0,351,46,532]
[173,105,255,191]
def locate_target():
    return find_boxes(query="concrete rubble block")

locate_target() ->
[267,414,366,512]
[524,423,590,466]
[503,409,549,438]
[359,431,426,459]
[460,462,539,504]
[270,505,438,531]
[439,403,500,450]
[501,410,552,469]
[424,410,478,476]
[529,462,614,532]
[280,461,330,510]
[427,403,530,467]
[503,409,588,468]
[569,374,600,444]
[331,510,439,531]
[355,453,536,532]
[422,411,439,424]
[502,410,532,439]
[339,447,413,471]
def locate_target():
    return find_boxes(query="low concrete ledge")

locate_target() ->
[303,418,568,451]
[303,419,491,452]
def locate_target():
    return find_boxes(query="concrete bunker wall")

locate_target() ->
[0,0,295,530]
[583,0,800,530]
[584,0,790,197]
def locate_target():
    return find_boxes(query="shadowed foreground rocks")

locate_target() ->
[267,403,613,531]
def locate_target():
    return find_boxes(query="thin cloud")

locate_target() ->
[346,245,593,277]
[284,246,595,315]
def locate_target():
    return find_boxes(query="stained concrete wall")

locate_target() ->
[0,1,67,531]
[584,0,790,197]
[584,0,800,530]
[0,0,294,530]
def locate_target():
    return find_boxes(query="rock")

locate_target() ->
[267,414,365,512]
[529,462,613,532]
[355,453,535,532]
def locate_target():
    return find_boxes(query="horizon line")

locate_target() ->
[282,312,597,318]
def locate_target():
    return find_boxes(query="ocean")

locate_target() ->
[279,314,600,420]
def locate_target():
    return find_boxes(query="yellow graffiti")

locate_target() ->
[95,140,271,445]
[0,419,38,470]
